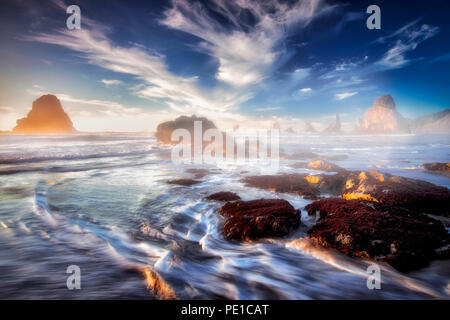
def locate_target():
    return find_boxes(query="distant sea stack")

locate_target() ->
[410,109,450,133]
[355,95,410,134]
[323,114,342,134]
[155,115,217,145]
[13,95,77,134]
[304,121,316,133]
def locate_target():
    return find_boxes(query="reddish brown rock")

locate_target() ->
[166,179,201,186]
[342,170,450,216]
[305,198,449,272]
[205,192,241,202]
[422,162,450,173]
[13,95,77,134]
[241,174,321,199]
[219,199,301,241]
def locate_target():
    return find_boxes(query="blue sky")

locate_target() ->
[0,0,449,131]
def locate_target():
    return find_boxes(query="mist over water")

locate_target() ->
[0,133,449,299]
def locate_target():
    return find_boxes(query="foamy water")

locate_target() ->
[0,133,449,299]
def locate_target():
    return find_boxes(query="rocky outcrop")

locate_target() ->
[155,115,217,145]
[323,115,341,134]
[241,174,322,200]
[206,192,241,202]
[219,199,301,241]
[291,159,346,173]
[411,109,450,133]
[305,198,449,272]
[242,169,450,216]
[342,170,450,216]
[422,162,450,173]
[13,95,76,134]
[355,95,410,134]
[166,179,201,186]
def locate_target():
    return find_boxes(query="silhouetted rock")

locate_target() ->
[411,109,450,133]
[422,162,450,173]
[324,114,341,134]
[306,198,449,272]
[342,170,450,216]
[155,115,217,145]
[219,199,301,241]
[166,179,201,186]
[355,95,410,134]
[13,95,76,134]
[206,192,241,202]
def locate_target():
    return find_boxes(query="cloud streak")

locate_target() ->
[160,0,326,87]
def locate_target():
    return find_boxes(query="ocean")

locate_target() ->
[0,133,449,299]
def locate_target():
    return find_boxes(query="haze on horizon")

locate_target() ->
[0,0,449,132]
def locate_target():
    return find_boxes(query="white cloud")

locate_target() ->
[254,106,281,112]
[101,79,122,86]
[160,0,326,87]
[376,22,440,69]
[299,88,312,93]
[26,25,249,116]
[335,92,358,100]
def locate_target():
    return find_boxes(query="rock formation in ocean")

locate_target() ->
[155,115,217,145]
[410,109,450,133]
[305,198,449,272]
[355,95,410,134]
[13,95,76,134]
[304,121,316,133]
[422,162,450,176]
[205,191,241,202]
[219,199,301,241]
[323,115,341,134]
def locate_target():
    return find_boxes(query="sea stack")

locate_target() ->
[155,115,217,145]
[323,114,342,134]
[13,95,76,134]
[355,95,410,134]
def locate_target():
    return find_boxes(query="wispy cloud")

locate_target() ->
[101,79,122,86]
[375,21,440,70]
[160,0,327,87]
[254,106,281,112]
[26,24,249,116]
[299,88,312,93]
[335,92,358,100]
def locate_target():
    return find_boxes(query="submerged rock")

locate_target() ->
[305,198,450,272]
[206,192,241,202]
[166,179,201,186]
[219,199,301,241]
[185,168,212,179]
